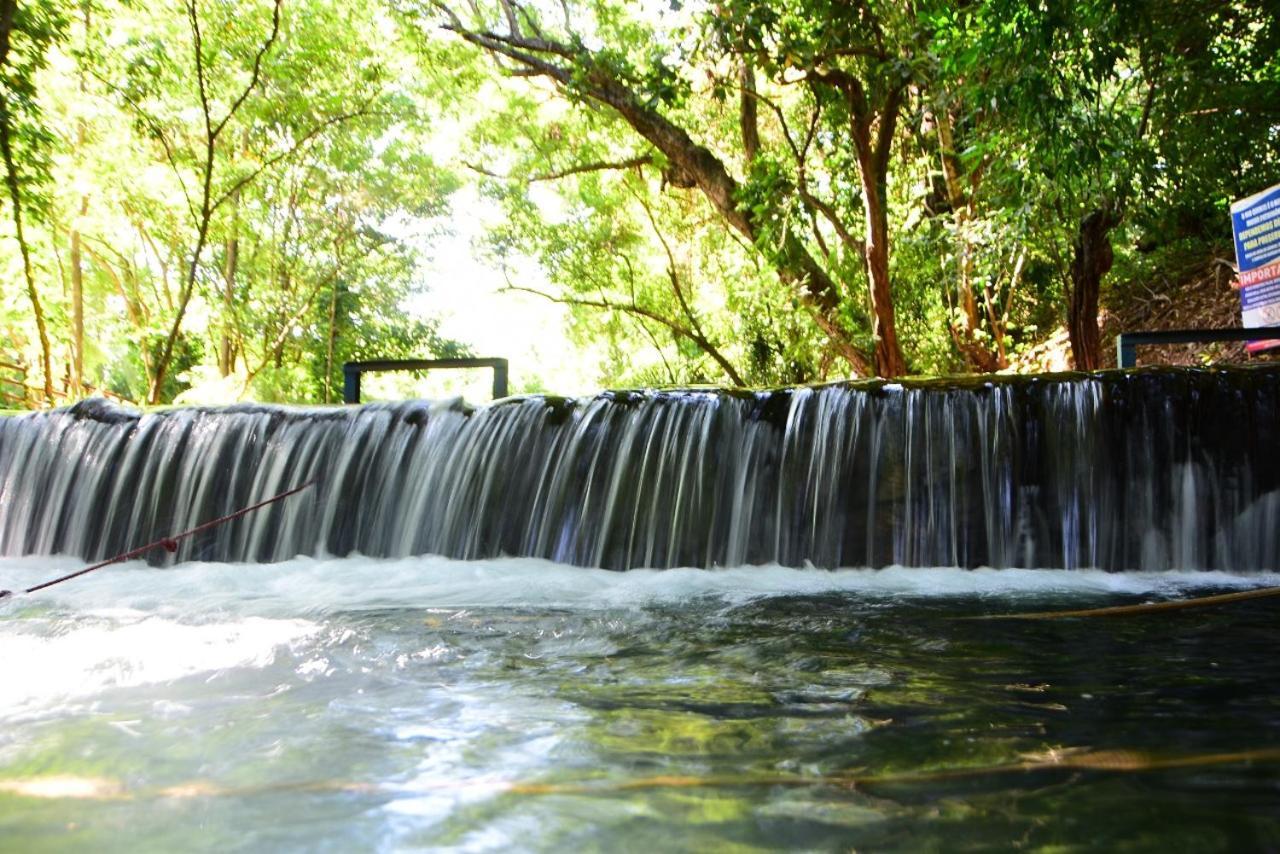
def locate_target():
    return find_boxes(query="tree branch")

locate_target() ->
[464,154,652,182]
[633,190,745,385]
[210,0,284,142]
[212,101,379,212]
[804,67,870,120]
[874,84,904,171]
[504,284,745,386]
[440,9,871,374]
[739,61,760,165]
[187,0,211,143]
[87,67,198,222]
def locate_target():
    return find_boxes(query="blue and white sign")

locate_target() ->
[1231,182,1280,352]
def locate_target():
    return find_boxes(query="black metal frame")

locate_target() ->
[1115,326,1280,368]
[342,358,509,404]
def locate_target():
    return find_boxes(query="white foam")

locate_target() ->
[0,554,1276,773]
[0,614,317,720]
[1,554,1276,616]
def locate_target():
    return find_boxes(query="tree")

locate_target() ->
[141,0,284,402]
[4,0,1277,405]
[421,0,937,376]
[464,72,832,386]
[0,0,67,404]
[955,0,1280,369]
[0,0,469,405]
[49,0,457,403]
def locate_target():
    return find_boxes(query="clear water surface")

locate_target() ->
[1,556,1278,852]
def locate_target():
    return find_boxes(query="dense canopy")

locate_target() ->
[1,0,1278,405]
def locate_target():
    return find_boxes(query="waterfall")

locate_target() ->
[2,367,1278,571]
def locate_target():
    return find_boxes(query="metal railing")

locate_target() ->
[0,360,26,407]
[1115,326,1280,368]
[342,358,509,404]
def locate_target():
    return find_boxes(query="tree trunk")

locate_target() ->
[70,204,86,396]
[0,108,54,404]
[936,108,1001,373]
[150,218,209,404]
[218,131,247,376]
[81,239,155,397]
[739,61,759,165]
[219,218,239,375]
[586,69,872,374]
[148,0,282,404]
[0,0,53,404]
[68,3,92,397]
[1068,207,1114,371]
[324,279,339,403]
[851,119,907,378]
[860,185,907,377]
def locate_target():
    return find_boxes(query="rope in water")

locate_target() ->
[970,584,1280,620]
[0,479,317,599]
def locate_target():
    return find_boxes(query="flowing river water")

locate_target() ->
[2,556,1279,851]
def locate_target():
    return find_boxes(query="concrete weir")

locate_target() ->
[1,366,1277,571]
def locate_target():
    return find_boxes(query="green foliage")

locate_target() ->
[4,0,470,405]
[3,0,1279,403]
[0,0,69,218]
[435,0,1276,381]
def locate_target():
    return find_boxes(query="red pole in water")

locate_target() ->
[0,479,317,599]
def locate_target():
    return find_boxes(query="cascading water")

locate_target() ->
[1,366,1277,571]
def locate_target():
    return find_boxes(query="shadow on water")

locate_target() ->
[389,594,1280,851]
